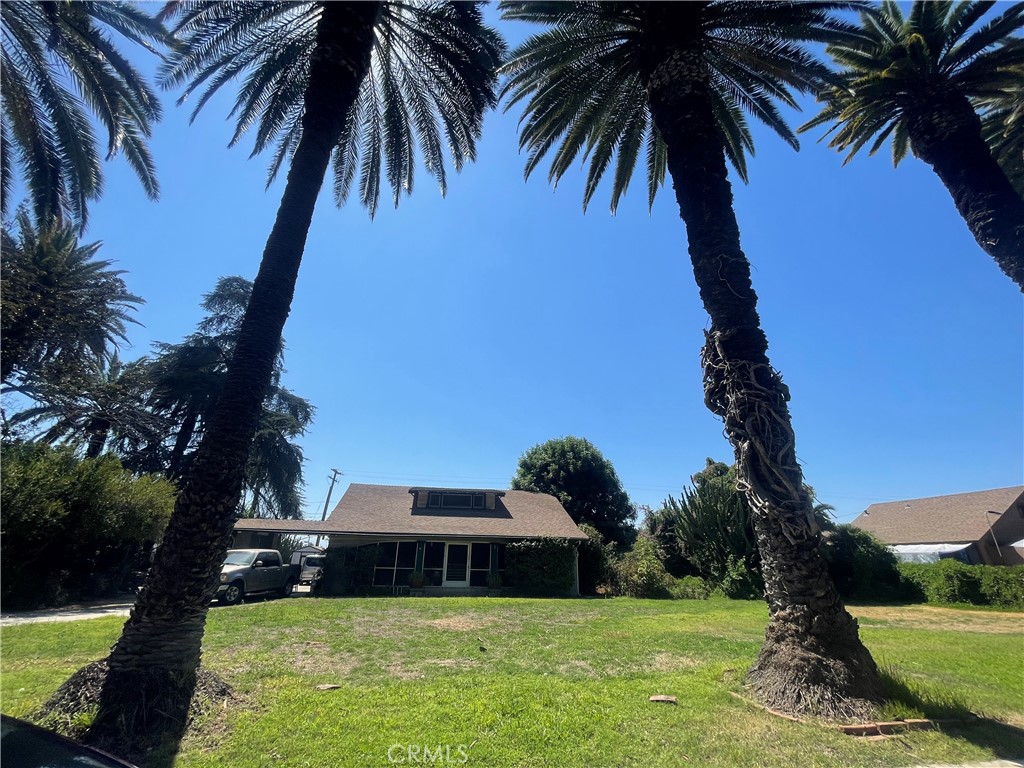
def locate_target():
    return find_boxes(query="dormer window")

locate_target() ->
[412,488,500,511]
[429,491,485,509]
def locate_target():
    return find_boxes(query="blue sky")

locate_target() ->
[23,8,1023,525]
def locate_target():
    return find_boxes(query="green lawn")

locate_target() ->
[2,597,1022,767]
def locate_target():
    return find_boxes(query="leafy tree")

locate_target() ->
[1,209,143,388]
[501,1,882,717]
[803,1,1024,289]
[1,1,166,230]
[511,436,636,545]
[74,3,505,748]
[0,443,174,609]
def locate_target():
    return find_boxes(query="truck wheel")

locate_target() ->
[220,581,244,605]
[278,578,295,598]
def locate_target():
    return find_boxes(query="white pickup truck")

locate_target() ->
[216,549,299,605]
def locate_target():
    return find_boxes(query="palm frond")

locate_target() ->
[160,0,505,218]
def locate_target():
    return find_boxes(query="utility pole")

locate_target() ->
[315,468,342,548]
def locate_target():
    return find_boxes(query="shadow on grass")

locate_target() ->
[878,666,1024,759]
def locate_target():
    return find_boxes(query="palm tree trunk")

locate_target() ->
[645,47,883,720]
[84,2,383,752]
[166,408,198,479]
[905,90,1024,290]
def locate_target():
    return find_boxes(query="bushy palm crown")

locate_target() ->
[979,71,1024,196]
[1,208,143,387]
[801,1,1024,166]
[499,1,860,213]
[1,1,165,230]
[159,1,505,218]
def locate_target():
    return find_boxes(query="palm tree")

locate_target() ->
[1,208,144,388]
[1,0,166,230]
[978,70,1024,198]
[500,1,882,718]
[78,1,504,750]
[802,1,1024,289]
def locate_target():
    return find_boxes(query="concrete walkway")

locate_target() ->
[0,586,316,626]
[0,597,135,626]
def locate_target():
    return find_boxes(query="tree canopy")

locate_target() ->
[511,436,635,545]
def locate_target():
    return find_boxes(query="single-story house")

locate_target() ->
[233,483,588,593]
[850,486,1024,565]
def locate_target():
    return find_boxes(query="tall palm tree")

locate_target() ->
[501,1,882,718]
[802,1,1024,289]
[79,1,504,749]
[1,208,144,388]
[1,1,166,231]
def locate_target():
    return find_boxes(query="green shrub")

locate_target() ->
[505,537,577,595]
[0,443,175,609]
[320,544,376,596]
[822,525,904,601]
[658,472,764,597]
[576,523,616,595]
[614,535,673,599]
[670,575,711,600]
[715,555,763,600]
[977,566,1024,608]
[897,560,1024,608]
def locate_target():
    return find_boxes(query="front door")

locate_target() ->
[443,543,469,587]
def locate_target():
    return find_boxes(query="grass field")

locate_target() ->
[2,597,1022,767]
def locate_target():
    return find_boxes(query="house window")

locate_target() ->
[422,542,445,586]
[373,541,418,586]
[469,542,490,587]
[425,492,486,509]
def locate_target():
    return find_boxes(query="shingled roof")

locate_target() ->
[851,486,1024,545]
[234,483,588,540]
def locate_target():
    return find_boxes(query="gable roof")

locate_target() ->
[851,486,1024,545]
[234,483,588,540]
[328,484,587,540]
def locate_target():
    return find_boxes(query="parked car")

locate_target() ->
[216,549,298,605]
[299,555,325,586]
[1,714,138,767]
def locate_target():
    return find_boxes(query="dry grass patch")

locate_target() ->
[647,652,702,673]
[423,616,495,632]
[280,641,359,677]
[556,659,600,678]
[850,605,1024,634]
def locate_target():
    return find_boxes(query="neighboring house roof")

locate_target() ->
[234,483,588,540]
[851,486,1024,545]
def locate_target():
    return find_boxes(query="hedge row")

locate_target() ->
[897,560,1024,609]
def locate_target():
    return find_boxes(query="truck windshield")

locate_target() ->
[223,551,256,566]
[304,557,324,568]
